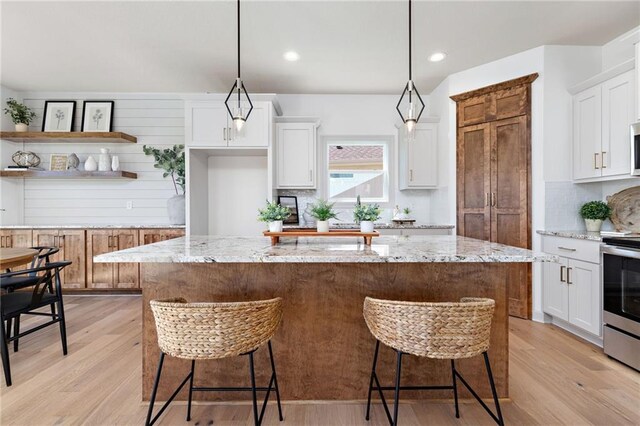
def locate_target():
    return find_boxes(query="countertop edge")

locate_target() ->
[536,230,603,242]
[1,224,186,229]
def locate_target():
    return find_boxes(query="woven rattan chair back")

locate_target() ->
[363,297,495,359]
[150,297,283,360]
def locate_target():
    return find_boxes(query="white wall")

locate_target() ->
[0,85,25,225]
[2,92,184,225]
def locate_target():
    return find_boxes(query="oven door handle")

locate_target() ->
[601,245,640,260]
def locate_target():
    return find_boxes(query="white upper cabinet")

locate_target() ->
[399,122,438,189]
[185,100,272,148]
[573,69,635,181]
[636,42,640,121]
[276,122,317,188]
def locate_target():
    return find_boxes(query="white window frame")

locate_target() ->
[319,135,395,208]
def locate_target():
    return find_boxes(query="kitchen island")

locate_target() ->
[95,235,555,402]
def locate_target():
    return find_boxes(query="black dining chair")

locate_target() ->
[0,261,71,386]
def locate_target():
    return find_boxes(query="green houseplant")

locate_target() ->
[143,144,185,224]
[353,195,382,233]
[3,98,36,132]
[309,199,338,232]
[258,200,291,232]
[579,200,611,232]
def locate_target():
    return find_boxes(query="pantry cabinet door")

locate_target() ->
[601,70,634,177]
[113,230,139,289]
[86,230,114,289]
[573,86,602,180]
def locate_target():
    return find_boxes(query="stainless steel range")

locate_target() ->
[601,237,640,370]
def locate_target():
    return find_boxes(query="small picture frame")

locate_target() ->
[49,154,69,171]
[42,101,76,132]
[81,100,114,132]
[278,195,299,225]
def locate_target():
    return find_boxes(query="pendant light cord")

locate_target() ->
[237,0,241,79]
[408,0,412,82]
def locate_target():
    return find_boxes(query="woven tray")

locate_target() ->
[263,229,380,246]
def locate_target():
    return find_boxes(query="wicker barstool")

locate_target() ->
[145,297,284,426]
[363,297,504,426]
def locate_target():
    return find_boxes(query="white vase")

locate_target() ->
[84,155,98,171]
[15,123,28,132]
[585,219,603,232]
[98,148,111,171]
[111,155,120,171]
[360,221,374,233]
[167,194,185,225]
[268,221,283,233]
[317,221,329,233]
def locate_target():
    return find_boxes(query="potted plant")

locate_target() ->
[143,144,185,225]
[3,98,36,132]
[309,199,338,233]
[579,200,611,232]
[258,200,291,232]
[353,195,382,233]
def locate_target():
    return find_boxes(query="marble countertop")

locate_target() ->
[286,223,454,230]
[94,235,556,264]
[0,224,186,229]
[536,230,603,241]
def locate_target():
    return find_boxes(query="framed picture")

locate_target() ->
[42,101,76,132]
[49,154,69,171]
[278,196,299,225]
[81,100,114,132]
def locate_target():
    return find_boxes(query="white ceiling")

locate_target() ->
[1,1,638,95]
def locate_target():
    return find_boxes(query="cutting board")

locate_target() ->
[607,186,640,232]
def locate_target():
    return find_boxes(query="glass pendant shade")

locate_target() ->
[225,77,253,132]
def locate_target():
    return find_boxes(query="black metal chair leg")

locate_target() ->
[365,340,381,421]
[145,352,166,426]
[13,316,20,352]
[57,298,68,355]
[268,341,284,421]
[186,360,195,421]
[451,359,459,418]
[0,320,11,386]
[392,351,403,426]
[249,351,260,426]
[6,318,12,343]
[483,352,504,426]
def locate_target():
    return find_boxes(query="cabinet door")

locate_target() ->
[6,230,33,248]
[86,230,113,289]
[568,259,601,336]
[543,257,569,321]
[113,230,139,289]
[457,95,491,127]
[228,105,269,147]
[140,228,185,245]
[185,101,229,147]
[406,124,437,188]
[276,123,316,188]
[602,70,634,177]
[58,230,86,289]
[456,123,491,241]
[573,86,602,180]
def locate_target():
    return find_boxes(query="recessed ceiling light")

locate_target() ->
[283,51,300,62]
[429,52,447,62]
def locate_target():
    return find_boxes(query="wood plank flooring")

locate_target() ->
[0,296,638,425]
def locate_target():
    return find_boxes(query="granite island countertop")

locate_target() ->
[536,230,603,241]
[0,224,186,229]
[286,223,454,230]
[94,235,556,264]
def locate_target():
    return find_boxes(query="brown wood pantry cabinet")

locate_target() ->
[0,227,184,292]
[452,74,537,319]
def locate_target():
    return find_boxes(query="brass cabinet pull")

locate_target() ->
[7,236,12,248]
[560,265,566,283]
[601,151,607,169]
[108,235,112,248]
[485,193,489,206]
[114,235,119,248]
[490,192,496,207]
[0,236,4,248]
[566,267,573,285]
[594,153,599,169]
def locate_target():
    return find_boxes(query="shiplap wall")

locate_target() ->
[18,94,184,225]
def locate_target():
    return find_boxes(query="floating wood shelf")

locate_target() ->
[0,170,137,179]
[0,131,137,144]
[263,229,380,246]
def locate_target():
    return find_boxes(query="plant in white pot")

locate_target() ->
[258,200,291,232]
[353,195,382,233]
[309,199,338,233]
[143,144,185,225]
[579,200,611,232]
[3,98,36,132]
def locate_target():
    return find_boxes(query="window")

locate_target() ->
[324,138,391,204]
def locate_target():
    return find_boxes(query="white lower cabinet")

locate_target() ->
[542,236,601,337]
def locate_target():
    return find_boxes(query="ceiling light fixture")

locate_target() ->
[284,51,300,62]
[396,0,425,138]
[429,52,447,62]
[224,0,253,133]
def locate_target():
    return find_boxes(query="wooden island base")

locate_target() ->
[141,262,509,402]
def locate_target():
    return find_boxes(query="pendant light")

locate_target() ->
[224,0,253,132]
[396,0,425,136]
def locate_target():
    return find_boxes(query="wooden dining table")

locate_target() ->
[0,248,38,270]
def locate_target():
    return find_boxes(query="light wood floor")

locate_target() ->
[0,296,638,425]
